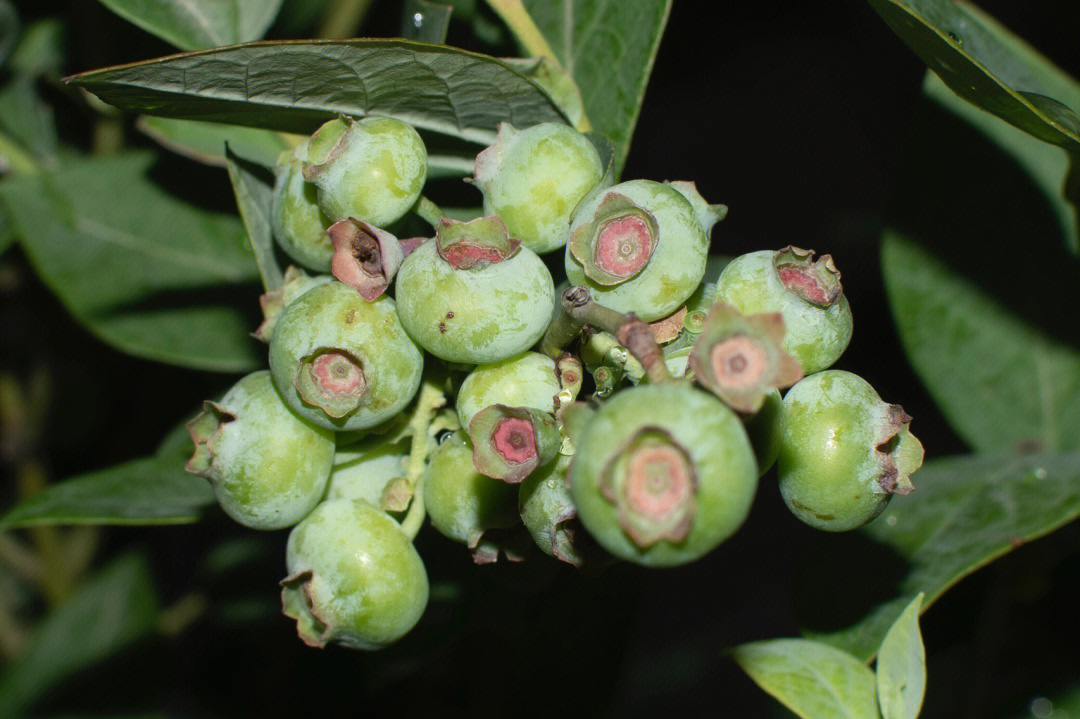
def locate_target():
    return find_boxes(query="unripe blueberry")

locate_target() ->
[714,247,853,373]
[473,122,604,254]
[568,383,758,567]
[687,302,803,413]
[271,143,334,272]
[564,180,712,321]
[744,388,783,476]
[326,435,409,510]
[268,281,423,431]
[423,431,519,552]
[778,370,924,531]
[186,371,334,530]
[456,351,561,429]
[395,216,555,364]
[252,266,333,343]
[519,454,607,569]
[302,117,427,227]
[282,499,428,649]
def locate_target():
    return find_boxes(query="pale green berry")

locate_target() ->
[473,122,604,254]
[456,351,560,429]
[268,281,423,431]
[395,216,555,364]
[519,454,607,568]
[568,383,758,567]
[326,435,409,509]
[778,370,924,531]
[302,117,427,227]
[282,499,428,649]
[564,180,711,321]
[423,431,519,551]
[186,370,334,530]
[271,144,334,272]
[714,247,853,373]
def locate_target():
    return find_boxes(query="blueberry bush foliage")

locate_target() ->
[1,1,1079,717]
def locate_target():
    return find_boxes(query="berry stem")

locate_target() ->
[399,376,447,541]
[412,195,443,228]
[539,286,590,358]
[562,287,673,385]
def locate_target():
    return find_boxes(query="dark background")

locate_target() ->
[2,0,1079,716]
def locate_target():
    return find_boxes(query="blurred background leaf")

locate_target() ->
[0,152,262,372]
[95,0,284,51]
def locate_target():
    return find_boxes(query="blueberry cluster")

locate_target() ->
[186,117,924,650]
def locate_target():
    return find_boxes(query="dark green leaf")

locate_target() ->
[0,554,160,718]
[0,204,13,255]
[882,232,1080,453]
[137,116,291,168]
[731,639,879,719]
[808,452,1080,661]
[867,0,1080,251]
[0,75,59,161]
[96,0,283,51]
[518,0,673,175]
[867,0,1080,149]
[0,152,262,372]
[66,40,569,145]
[876,593,926,719]
[225,146,284,291]
[0,436,214,528]
[9,18,64,77]
[0,0,18,68]
[402,0,453,44]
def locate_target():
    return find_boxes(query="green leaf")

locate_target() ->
[402,0,453,44]
[224,146,284,292]
[919,3,1080,253]
[9,18,64,78]
[96,0,283,51]
[66,40,569,145]
[876,593,926,719]
[0,74,59,161]
[137,116,291,169]
[882,232,1080,453]
[0,429,214,528]
[0,554,160,718]
[0,152,262,372]
[866,0,1080,252]
[517,0,673,175]
[0,0,18,68]
[808,452,1080,661]
[866,0,1080,148]
[731,638,879,719]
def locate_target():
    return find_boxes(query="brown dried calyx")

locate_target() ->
[773,246,843,308]
[328,218,404,301]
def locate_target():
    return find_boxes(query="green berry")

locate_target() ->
[282,499,428,649]
[568,383,758,567]
[253,266,333,343]
[302,117,427,227]
[778,370,924,531]
[186,370,334,530]
[744,387,783,476]
[564,180,712,321]
[271,143,334,272]
[423,431,519,552]
[714,247,853,373]
[326,435,409,510]
[519,454,607,568]
[395,216,555,364]
[456,351,561,429]
[473,122,604,254]
[268,281,423,431]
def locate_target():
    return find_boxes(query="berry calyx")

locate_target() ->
[773,246,842,307]
[688,303,803,413]
[435,215,520,269]
[328,218,404,301]
[568,192,658,285]
[469,404,560,483]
